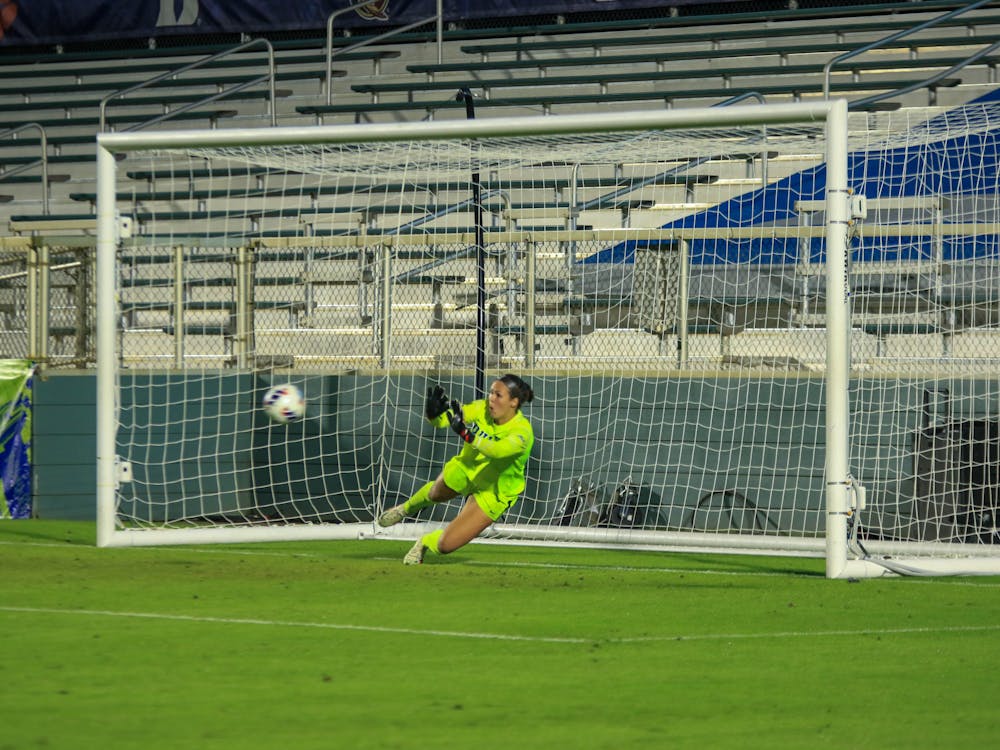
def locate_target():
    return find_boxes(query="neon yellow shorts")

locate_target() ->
[442,456,517,521]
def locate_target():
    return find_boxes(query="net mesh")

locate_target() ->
[100,103,1000,560]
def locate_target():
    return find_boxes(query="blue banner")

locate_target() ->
[0,360,32,520]
[0,1,737,47]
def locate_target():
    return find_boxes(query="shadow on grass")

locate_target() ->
[0,519,95,546]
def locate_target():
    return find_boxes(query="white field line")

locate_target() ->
[0,605,587,644]
[0,540,318,559]
[621,624,1000,643]
[2,605,999,644]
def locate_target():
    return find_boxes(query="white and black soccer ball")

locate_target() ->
[262,383,305,424]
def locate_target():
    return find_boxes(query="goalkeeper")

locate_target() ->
[378,373,535,565]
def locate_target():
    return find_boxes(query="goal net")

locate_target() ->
[95,101,1000,576]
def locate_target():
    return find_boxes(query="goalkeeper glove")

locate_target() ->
[425,385,449,420]
[449,400,473,443]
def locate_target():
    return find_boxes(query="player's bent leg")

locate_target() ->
[403,529,442,565]
[400,489,497,565]
[437,497,494,554]
[406,473,461,513]
[385,474,462,528]
[427,472,463,504]
[403,537,427,565]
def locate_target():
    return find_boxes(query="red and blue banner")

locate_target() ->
[0,1,738,47]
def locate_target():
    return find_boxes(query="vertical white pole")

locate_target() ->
[379,242,392,368]
[173,245,184,367]
[95,140,119,547]
[26,245,38,362]
[823,99,853,578]
[525,240,536,368]
[436,0,443,65]
[678,239,690,368]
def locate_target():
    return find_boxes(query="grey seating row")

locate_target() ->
[1,71,319,105]
[298,77,962,121]
[456,8,1000,59]
[353,56,991,98]
[1,49,398,85]
[68,174,717,208]
[411,34,998,77]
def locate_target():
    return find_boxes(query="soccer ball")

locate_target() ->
[262,383,305,424]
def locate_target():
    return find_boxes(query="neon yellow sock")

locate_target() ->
[402,481,434,515]
[421,529,443,555]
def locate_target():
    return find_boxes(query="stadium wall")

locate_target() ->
[32,370,996,529]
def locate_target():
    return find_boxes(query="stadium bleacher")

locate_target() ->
[1,0,998,366]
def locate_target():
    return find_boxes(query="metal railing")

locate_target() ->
[325,0,443,105]
[0,123,50,215]
[0,239,94,368]
[824,0,997,107]
[850,38,1000,110]
[99,37,279,131]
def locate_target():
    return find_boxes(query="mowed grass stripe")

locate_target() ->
[379,555,1000,585]
[7,537,1000,586]
[3,521,1000,750]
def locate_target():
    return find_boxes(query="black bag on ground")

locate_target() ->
[600,477,650,528]
[552,478,602,527]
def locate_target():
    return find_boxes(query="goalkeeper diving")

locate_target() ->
[378,373,535,565]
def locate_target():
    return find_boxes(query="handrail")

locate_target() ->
[573,91,771,218]
[571,90,771,366]
[118,77,265,133]
[823,0,994,99]
[849,37,1000,110]
[326,0,443,105]
[0,123,49,215]
[389,189,512,283]
[714,91,768,188]
[99,38,278,130]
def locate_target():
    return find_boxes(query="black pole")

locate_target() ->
[457,87,486,399]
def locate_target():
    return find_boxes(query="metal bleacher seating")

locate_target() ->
[0,36,403,202]
[455,9,1000,61]
[0,32,410,365]
[297,3,1000,123]
[2,1,998,367]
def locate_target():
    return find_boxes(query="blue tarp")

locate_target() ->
[588,91,1000,267]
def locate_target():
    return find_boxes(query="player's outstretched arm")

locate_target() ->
[449,400,473,443]
[447,400,528,458]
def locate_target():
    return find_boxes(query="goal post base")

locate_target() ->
[831,556,1000,579]
[489,524,826,556]
[98,523,369,548]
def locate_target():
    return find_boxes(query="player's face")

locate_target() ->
[487,380,519,424]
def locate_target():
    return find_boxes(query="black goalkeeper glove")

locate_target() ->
[425,385,449,420]
[449,400,473,443]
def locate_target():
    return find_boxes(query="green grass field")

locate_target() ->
[2,520,998,749]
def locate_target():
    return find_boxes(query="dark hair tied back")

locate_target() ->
[500,373,534,406]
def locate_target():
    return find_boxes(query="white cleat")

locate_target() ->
[377,504,407,528]
[403,539,426,565]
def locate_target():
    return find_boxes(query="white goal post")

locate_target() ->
[95,100,1000,577]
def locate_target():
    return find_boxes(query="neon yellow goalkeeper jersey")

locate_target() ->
[431,398,534,499]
